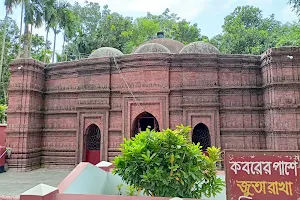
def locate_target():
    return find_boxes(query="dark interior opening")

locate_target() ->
[86,124,101,150]
[139,117,155,131]
[132,112,160,136]
[192,123,211,151]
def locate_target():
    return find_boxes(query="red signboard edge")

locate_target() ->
[224,149,300,200]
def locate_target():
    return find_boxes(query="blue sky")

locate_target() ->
[0,0,298,54]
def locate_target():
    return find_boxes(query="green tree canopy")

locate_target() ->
[210,6,283,55]
[113,125,224,198]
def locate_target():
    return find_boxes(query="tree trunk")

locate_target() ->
[2,73,7,105]
[62,34,66,61]
[22,23,30,58]
[44,28,49,63]
[18,0,24,58]
[28,24,33,57]
[52,27,57,63]
[0,13,8,84]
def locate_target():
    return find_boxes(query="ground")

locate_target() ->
[0,168,73,196]
[0,169,226,199]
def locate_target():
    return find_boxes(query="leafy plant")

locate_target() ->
[113,125,225,198]
[116,184,123,195]
[125,185,141,196]
[0,104,7,124]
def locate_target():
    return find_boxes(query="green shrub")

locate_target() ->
[113,125,225,198]
[0,104,7,124]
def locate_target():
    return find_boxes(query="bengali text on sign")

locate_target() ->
[224,150,300,200]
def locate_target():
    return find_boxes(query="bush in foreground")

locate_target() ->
[113,125,225,198]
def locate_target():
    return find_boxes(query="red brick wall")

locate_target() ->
[6,47,300,170]
[261,47,300,150]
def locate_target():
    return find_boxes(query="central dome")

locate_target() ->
[133,38,185,54]
[145,38,185,53]
[134,43,171,54]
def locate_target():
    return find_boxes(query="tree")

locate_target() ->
[2,0,21,85]
[41,0,57,63]
[289,0,300,17]
[113,125,224,198]
[5,0,44,58]
[64,5,204,58]
[51,0,76,63]
[276,23,300,47]
[30,34,52,63]
[26,0,44,57]
[210,6,282,55]
[146,8,202,44]
[125,17,160,52]
[172,20,201,44]
[95,10,133,53]
[0,18,19,104]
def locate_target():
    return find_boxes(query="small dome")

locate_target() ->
[89,47,123,58]
[180,41,220,54]
[134,43,171,54]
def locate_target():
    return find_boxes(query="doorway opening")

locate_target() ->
[192,123,211,151]
[132,112,160,136]
[84,124,101,165]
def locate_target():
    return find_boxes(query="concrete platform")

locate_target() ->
[0,168,226,199]
[0,168,73,196]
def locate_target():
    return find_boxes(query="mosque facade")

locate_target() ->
[6,34,300,170]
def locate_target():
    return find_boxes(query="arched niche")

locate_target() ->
[132,112,160,136]
[84,124,101,165]
[192,123,211,151]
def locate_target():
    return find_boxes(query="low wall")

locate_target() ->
[0,196,19,200]
[0,125,6,146]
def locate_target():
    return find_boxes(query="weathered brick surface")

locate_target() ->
[5,48,300,170]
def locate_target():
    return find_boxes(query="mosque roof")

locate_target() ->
[89,47,124,58]
[180,41,220,54]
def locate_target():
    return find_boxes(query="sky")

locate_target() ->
[0,0,298,54]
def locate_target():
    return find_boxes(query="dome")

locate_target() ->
[89,47,123,58]
[143,38,184,53]
[180,41,220,54]
[133,43,171,54]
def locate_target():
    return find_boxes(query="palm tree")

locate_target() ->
[42,0,57,63]
[1,0,21,104]
[22,0,44,58]
[1,0,21,81]
[51,0,76,63]
[26,0,44,57]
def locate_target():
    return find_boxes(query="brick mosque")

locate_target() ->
[5,33,300,170]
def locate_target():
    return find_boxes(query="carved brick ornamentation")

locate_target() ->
[6,47,300,170]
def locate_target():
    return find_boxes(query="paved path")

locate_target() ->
[0,168,73,196]
[0,169,226,199]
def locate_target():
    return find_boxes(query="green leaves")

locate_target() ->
[210,5,284,55]
[289,0,300,17]
[0,104,7,123]
[113,126,224,198]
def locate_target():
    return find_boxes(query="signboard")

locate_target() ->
[224,150,300,200]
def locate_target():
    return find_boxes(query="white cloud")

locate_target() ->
[281,5,298,23]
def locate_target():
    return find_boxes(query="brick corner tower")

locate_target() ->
[6,58,45,171]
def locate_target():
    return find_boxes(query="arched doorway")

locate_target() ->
[192,123,211,151]
[132,112,160,136]
[84,124,101,165]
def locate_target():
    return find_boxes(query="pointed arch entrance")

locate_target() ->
[132,112,160,136]
[192,123,211,151]
[84,124,101,165]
